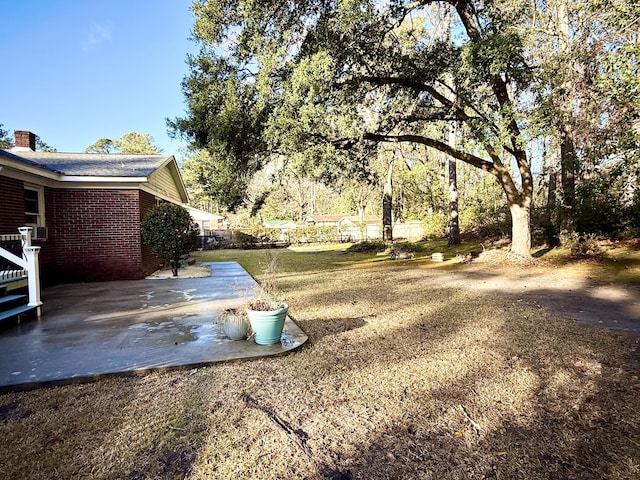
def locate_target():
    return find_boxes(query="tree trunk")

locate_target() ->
[447,122,460,245]
[558,0,576,241]
[544,147,560,245]
[383,160,394,241]
[448,159,460,245]
[296,175,306,224]
[171,258,179,277]
[441,3,461,246]
[509,203,532,257]
[547,148,558,207]
[559,130,576,239]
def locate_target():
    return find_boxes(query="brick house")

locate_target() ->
[0,130,189,284]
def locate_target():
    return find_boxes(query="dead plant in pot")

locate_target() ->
[218,307,250,340]
[245,251,289,345]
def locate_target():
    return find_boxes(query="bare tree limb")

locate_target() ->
[361,132,498,175]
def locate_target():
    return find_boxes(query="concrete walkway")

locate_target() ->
[0,262,307,390]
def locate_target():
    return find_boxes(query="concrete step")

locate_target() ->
[0,304,37,328]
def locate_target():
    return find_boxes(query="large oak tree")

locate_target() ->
[170,1,555,256]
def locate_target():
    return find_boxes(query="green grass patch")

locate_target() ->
[192,243,369,278]
[192,241,490,278]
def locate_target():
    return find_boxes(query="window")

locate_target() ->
[24,185,45,227]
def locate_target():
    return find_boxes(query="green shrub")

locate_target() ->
[564,233,605,258]
[231,227,285,247]
[232,231,261,247]
[420,212,448,239]
[390,241,425,253]
[346,241,387,253]
[459,204,511,240]
[288,226,339,244]
[141,203,199,276]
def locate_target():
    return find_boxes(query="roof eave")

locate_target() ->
[59,175,148,183]
[0,155,60,180]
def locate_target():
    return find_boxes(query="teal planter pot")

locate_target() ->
[246,303,289,345]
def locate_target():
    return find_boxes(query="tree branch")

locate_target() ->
[456,2,531,200]
[355,75,513,153]
[361,132,498,175]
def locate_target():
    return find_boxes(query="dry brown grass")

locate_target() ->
[1,245,639,479]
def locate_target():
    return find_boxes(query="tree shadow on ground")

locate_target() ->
[265,265,640,479]
[3,255,639,479]
[533,246,555,257]
[330,318,640,479]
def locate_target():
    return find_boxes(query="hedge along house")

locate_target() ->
[0,130,189,285]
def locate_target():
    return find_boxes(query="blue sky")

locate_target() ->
[1,0,197,156]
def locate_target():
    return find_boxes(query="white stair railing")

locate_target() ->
[0,227,42,317]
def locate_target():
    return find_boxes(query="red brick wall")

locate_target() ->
[34,187,57,285]
[0,177,56,284]
[14,130,36,150]
[0,176,25,232]
[0,182,165,286]
[51,189,149,282]
[1,181,165,283]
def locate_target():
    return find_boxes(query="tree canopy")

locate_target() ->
[0,124,12,149]
[85,132,160,154]
[171,0,639,255]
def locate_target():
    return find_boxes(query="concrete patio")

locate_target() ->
[0,262,307,391]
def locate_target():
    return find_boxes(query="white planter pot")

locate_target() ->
[223,314,249,340]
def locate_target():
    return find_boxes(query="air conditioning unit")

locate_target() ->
[31,226,48,241]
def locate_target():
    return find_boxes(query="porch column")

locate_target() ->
[18,227,42,317]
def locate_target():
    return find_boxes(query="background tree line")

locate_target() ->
[169,0,639,256]
[1,125,160,156]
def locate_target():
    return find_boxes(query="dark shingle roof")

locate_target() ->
[1,150,171,177]
[0,149,59,173]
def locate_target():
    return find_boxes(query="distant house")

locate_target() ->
[305,214,380,241]
[263,219,297,230]
[262,220,297,242]
[0,130,189,284]
[304,214,347,227]
[184,205,225,236]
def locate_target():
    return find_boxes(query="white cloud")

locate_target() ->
[82,24,112,52]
